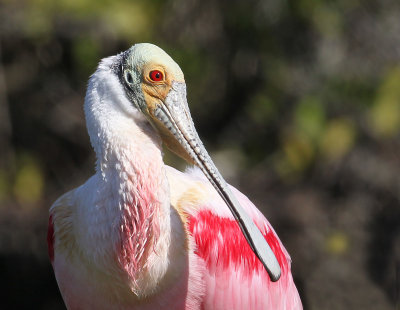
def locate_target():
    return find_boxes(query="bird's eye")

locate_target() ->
[149,70,164,82]
[125,71,133,84]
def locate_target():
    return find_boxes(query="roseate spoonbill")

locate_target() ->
[48,43,302,309]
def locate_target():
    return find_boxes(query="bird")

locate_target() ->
[47,43,302,310]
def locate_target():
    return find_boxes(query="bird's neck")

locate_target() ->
[86,106,173,296]
[101,119,173,288]
[83,68,176,296]
[94,124,174,296]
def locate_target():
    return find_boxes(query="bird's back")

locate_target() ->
[167,166,302,310]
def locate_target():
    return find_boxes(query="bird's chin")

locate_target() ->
[150,116,196,165]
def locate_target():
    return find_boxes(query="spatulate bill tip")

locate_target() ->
[268,268,281,282]
[255,246,281,282]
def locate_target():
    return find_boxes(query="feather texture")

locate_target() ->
[48,43,302,309]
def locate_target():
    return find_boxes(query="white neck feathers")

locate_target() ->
[82,56,172,295]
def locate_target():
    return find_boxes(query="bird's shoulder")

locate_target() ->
[166,166,219,215]
[48,189,77,263]
[48,175,97,262]
[166,165,269,223]
[165,165,291,271]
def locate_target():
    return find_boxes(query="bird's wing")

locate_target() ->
[166,166,302,310]
[48,190,77,265]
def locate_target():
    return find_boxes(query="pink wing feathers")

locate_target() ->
[187,186,302,310]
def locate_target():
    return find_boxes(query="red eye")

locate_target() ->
[149,70,164,82]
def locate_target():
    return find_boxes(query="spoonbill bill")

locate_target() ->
[48,43,302,309]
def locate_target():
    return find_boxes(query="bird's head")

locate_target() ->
[88,43,282,281]
[119,43,197,164]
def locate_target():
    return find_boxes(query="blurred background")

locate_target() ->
[0,0,399,308]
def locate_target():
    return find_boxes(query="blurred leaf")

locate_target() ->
[24,0,54,37]
[320,118,356,160]
[275,98,325,178]
[325,231,349,255]
[247,93,277,124]
[25,0,156,40]
[0,170,9,203]
[294,96,326,142]
[73,38,100,76]
[280,132,314,174]
[13,156,44,207]
[103,2,154,40]
[368,67,400,138]
[312,4,343,37]
[298,0,322,16]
